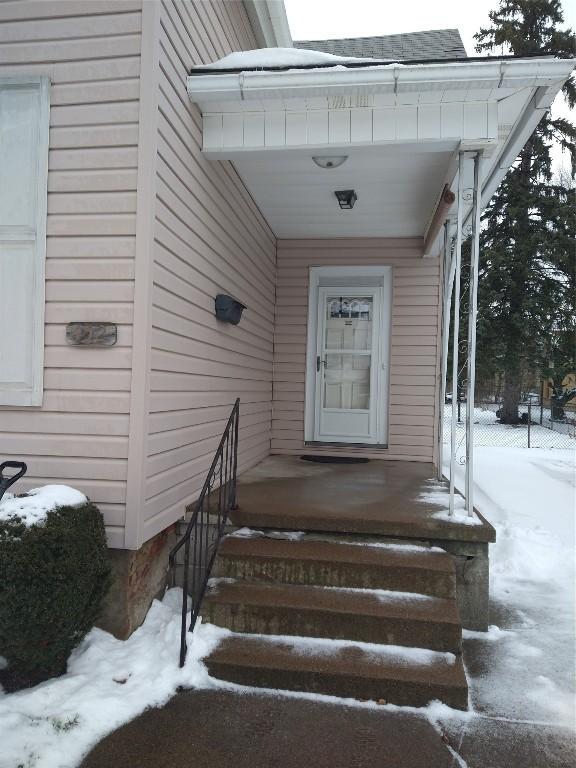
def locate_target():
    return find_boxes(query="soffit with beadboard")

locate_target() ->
[186,57,574,239]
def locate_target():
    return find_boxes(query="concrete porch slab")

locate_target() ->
[233,456,495,544]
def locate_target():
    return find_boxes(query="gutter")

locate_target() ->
[187,58,574,105]
[455,83,563,236]
[421,75,568,257]
[477,85,556,212]
[189,52,556,76]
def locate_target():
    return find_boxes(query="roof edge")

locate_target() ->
[189,52,563,77]
[295,28,464,45]
[187,58,574,105]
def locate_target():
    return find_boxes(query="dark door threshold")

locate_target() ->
[304,442,389,449]
[300,455,370,464]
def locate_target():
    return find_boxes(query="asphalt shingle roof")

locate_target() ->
[294,29,468,62]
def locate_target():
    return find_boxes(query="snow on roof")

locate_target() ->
[191,46,390,71]
[0,485,88,527]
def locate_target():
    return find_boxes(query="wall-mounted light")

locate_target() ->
[215,294,246,325]
[334,189,358,209]
[312,155,348,169]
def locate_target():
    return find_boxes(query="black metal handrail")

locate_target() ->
[168,398,240,667]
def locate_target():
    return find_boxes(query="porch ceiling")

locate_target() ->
[187,56,574,247]
[231,142,454,238]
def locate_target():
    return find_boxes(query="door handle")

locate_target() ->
[316,356,326,372]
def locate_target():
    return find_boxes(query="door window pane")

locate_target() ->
[325,296,373,351]
[323,353,370,410]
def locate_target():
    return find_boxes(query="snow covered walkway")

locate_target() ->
[442,446,575,740]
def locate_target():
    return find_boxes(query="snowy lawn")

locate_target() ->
[0,591,229,768]
[442,404,575,449]
[444,445,576,730]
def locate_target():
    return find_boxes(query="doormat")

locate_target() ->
[300,455,370,464]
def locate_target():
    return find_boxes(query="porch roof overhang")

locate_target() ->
[186,56,574,249]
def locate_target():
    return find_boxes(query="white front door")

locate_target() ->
[313,287,383,444]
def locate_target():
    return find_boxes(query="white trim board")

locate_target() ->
[202,101,499,154]
[243,0,293,48]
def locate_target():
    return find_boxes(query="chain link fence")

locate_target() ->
[442,396,575,450]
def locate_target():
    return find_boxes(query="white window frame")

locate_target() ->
[0,76,50,406]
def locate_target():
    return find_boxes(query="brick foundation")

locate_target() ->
[97,526,176,640]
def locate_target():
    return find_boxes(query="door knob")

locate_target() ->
[316,356,326,372]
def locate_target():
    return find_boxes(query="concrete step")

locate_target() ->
[203,581,462,653]
[214,535,456,599]
[205,633,468,710]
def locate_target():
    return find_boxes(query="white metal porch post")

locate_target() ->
[437,221,455,481]
[448,152,465,515]
[464,151,483,515]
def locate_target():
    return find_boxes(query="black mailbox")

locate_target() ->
[215,294,246,325]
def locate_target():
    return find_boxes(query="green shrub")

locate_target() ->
[0,501,111,691]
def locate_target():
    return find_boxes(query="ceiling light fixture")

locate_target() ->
[335,189,358,210]
[312,155,348,169]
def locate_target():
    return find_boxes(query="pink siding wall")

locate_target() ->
[273,239,442,463]
[140,0,276,544]
[0,1,444,550]
[0,0,143,547]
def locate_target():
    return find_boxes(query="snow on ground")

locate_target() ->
[231,528,447,552]
[229,526,305,541]
[443,404,575,449]
[1,446,574,766]
[418,483,483,525]
[444,444,576,729]
[345,540,446,553]
[0,590,229,768]
[317,585,436,603]
[462,625,514,642]
[445,446,575,585]
[0,486,87,527]
[233,631,457,666]
[430,509,483,526]
[207,575,435,604]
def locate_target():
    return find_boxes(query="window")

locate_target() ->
[0,77,50,406]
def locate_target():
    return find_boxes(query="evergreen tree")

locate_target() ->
[472,0,575,423]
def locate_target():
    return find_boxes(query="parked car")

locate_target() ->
[522,392,540,404]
